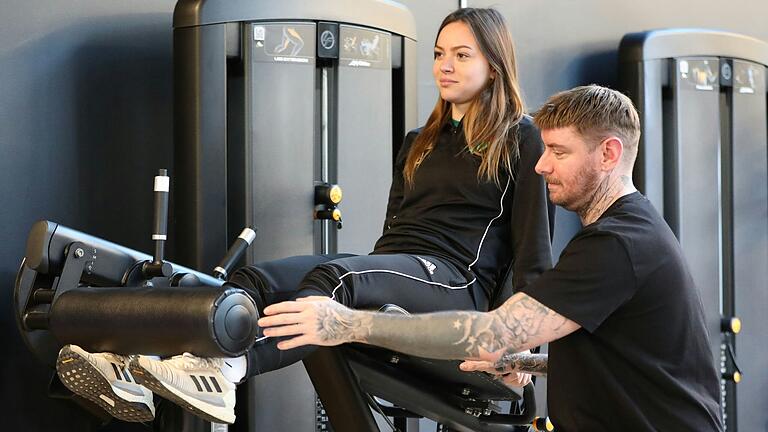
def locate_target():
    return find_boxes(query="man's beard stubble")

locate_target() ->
[544,163,602,216]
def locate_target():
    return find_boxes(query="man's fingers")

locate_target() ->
[500,372,532,388]
[276,335,313,350]
[295,296,331,303]
[459,360,495,372]
[258,311,306,328]
[262,323,308,338]
[263,301,308,316]
[500,372,531,388]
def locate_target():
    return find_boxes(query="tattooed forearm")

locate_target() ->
[325,293,574,363]
[349,310,496,360]
[315,303,373,344]
[494,352,548,376]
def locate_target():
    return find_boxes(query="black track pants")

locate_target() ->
[227,253,483,377]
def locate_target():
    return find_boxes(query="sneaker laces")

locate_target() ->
[168,353,224,371]
[86,350,127,366]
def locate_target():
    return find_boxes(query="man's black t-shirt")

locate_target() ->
[521,192,723,431]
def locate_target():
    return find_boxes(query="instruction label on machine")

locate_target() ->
[252,23,316,65]
[678,59,719,92]
[339,25,391,70]
[734,60,763,95]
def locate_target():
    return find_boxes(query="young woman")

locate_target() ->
[57,8,554,424]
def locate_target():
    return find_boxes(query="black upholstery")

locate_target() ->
[50,286,259,357]
[305,285,538,432]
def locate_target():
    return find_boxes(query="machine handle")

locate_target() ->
[151,169,170,263]
[142,169,172,278]
[214,227,257,280]
[23,311,49,331]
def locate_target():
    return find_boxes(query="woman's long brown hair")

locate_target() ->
[404,8,524,186]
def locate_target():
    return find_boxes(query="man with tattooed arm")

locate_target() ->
[259,85,723,431]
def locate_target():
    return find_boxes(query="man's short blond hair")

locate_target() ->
[534,85,641,163]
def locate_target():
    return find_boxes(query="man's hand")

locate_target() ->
[460,351,547,379]
[460,359,533,388]
[258,296,372,350]
[458,350,543,389]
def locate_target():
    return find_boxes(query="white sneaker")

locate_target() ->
[128,353,237,424]
[56,345,155,422]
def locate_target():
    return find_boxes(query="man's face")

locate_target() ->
[535,127,604,213]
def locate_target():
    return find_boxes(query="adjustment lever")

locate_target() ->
[315,208,342,229]
[214,227,257,280]
[722,339,743,383]
[314,182,343,230]
[720,316,743,383]
[142,169,172,278]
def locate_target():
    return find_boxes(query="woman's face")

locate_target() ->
[433,21,493,117]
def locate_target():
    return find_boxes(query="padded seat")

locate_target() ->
[304,304,537,432]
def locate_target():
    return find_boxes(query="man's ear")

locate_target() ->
[600,137,623,170]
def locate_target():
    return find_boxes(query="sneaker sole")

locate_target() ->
[57,346,154,423]
[128,361,233,424]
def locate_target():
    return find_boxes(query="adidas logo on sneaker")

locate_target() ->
[127,353,238,424]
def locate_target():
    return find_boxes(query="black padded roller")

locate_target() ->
[49,286,258,357]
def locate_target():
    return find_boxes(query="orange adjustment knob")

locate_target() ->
[722,371,742,383]
[314,208,342,221]
[315,184,343,206]
[721,317,742,334]
[314,208,342,229]
[533,416,554,431]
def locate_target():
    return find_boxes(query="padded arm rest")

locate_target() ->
[49,286,258,357]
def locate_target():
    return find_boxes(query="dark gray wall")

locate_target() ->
[1,1,175,430]
[2,0,768,430]
[404,0,768,252]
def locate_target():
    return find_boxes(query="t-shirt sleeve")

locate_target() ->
[519,232,637,332]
